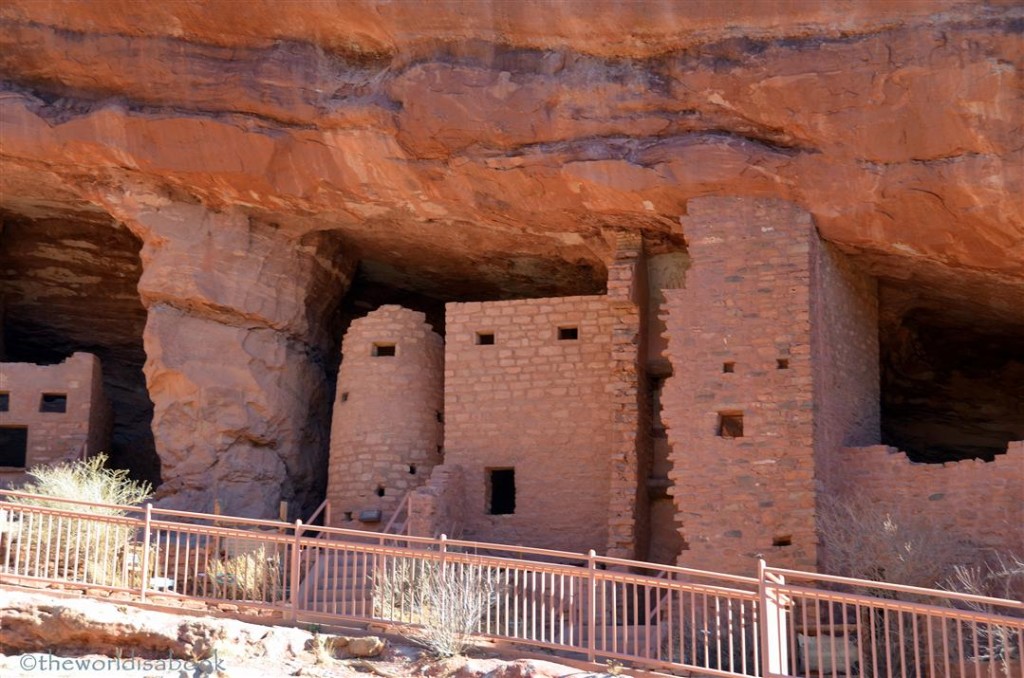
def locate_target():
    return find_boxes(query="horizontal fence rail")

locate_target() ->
[1,490,1021,678]
[764,567,1024,678]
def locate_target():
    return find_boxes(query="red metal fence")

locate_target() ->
[1,490,1020,677]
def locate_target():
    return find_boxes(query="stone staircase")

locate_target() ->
[298,490,414,618]
[299,544,377,617]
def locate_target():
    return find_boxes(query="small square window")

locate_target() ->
[717,412,744,438]
[340,392,349,402]
[0,392,9,412]
[476,332,495,345]
[487,468,516,515]
[722,362,735,373]
[40,393,67,413]
[776,358,789,370]
[372,343,396,357]
[558,327,579,341]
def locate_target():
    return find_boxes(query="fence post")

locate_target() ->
[758,559,789,677]
[291,519,303,622]
[587,549,597,663]
[140,503,152,602]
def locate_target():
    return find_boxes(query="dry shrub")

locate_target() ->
[14,453,151,509]
[373,556,496,657]
[943,552,1024,673]
[817,493,974,591]
[815,497,1015,675]
[8,454,150,586]
[207,545,284,602]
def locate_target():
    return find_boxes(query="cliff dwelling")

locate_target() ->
[0,352,111,485]
[0,1,1021,575]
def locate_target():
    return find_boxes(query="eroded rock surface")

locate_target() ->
[1,1,1021,511]
[0,590,310,659]
[0,590,611,678]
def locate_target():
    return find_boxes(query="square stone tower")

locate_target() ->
[661,197,879,573]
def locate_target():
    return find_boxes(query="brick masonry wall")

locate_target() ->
[605,233,651,560]
[326,305,443,528]
[444,295,619,554]
[810,238,881,493]
[0,352,110,485]
[661,197,818,573]
[838,443,1023,554]
[408,463,465,539]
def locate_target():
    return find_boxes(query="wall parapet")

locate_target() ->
[837,443,1023,553]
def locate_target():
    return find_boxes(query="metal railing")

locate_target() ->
[381,491,410,537]
[763,566,1024,678]
[0,489,1020,677]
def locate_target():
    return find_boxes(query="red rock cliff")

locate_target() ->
[1,1,1020,517]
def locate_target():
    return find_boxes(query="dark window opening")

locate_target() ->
[0,427,28,467]
[773,535,793,547]
[0,392,9,412]
[375,486,385,498]
[409,464,417,475]
[372,343,396,357]
[558,327,579,341]
[40,393,67,413]
[776,359,789,370]
[476,332,495,345]
[718,412,744,438]
[488,468,516,515]
[723,362,735,373]
[341,392,349,402]
[436,411,443,424]
[343,511,353,521]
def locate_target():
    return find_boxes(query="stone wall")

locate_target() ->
[0,352,110,485]
[326,305,444,529]
[407,464,465,539]
[443,295,620,554]
[604,233,651,560]
[811,238,881,493]
[661,197,818,573]
[836,443,1023,554]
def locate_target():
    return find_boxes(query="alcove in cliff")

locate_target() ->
[0,210,159,484]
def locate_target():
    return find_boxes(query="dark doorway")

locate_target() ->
[0,427,28,467]
[487,468,516,515]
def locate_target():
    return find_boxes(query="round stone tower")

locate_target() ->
[326,305,443,529]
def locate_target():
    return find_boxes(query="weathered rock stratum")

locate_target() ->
[1,1,1021,515]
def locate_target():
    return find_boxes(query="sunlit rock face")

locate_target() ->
[0,1,1020,515]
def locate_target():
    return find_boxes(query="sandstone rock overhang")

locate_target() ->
[0,1,1021,527]
[0,0,1021,294]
